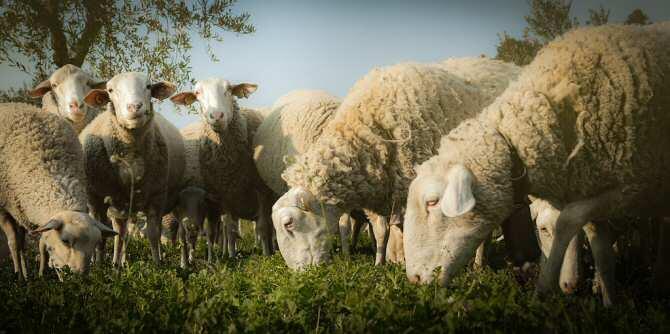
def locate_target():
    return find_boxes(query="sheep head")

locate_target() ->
[29,64,106,123]
[271,187,341,270]
[32,211,116,274]
[84,72,175,130]
[170,78,257,129]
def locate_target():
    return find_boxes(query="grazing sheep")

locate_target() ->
[274,57,521,269]
[0,103,116,279]
[170,78,276,256]
[28,64,106,134]
[80,72,185,266]
[403,24,670,307]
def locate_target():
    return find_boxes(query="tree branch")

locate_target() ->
[71,0,107,67]
[29,0,70,67]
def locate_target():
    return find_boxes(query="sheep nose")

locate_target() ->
[561,281,577,294]
[127,102,143,113]
[209,111,224,120]
[69,101,81,113]
[408,274,421,284]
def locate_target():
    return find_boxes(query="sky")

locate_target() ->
[1,0,669,128]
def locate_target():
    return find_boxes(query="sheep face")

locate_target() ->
[29,64,105,123]
[272,187,340,270]
[84,72,175,129]
[403,165,498,286]
[170,78,257,129]
[34,211,116,274]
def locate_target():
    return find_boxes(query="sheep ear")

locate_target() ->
[29,79,52,98]
[91,219,117,238]
[31,219,64,235]
[150,81,177,100]
[170,92,197,106]
[231,83,257,99]
[440,164,476,217]
[84,89,110,108]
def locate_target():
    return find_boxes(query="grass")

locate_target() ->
[1,222,668,333]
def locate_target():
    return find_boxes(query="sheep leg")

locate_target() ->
[205,211,218,262]
[16,225,28,279]
[178,221,188,268]
[652,217,670,295]
[387,215,405,264]
[537,188,624,294]
[39,237,49,277]
[474,232,492,269]
[256,191,275,256]
[219,216,228,258]
[145,210,162,265]
[351,217,363,251]
[0,211,25,280]
[369,213,389,266]
[338,213,352,257]
[111,217,127,266]
[226,216,239,258]
[559,231,583,295]
[367,223,377,252]
[583,220,616,306]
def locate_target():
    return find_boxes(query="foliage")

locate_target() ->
[0,84,40,105]
[625,9,651,25]
[495,1,648,66]
[1,223,668,333]
[0,0,255,87]
[586,5,610,26]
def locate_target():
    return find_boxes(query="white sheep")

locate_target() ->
[403,23,670,307]
[28,64,106,134]
[80,72,185,266]
[0,103,116,279]
[170,78,276,256]
[273,58,521,269]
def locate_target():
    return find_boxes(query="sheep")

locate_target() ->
[80,72,185,266]
[402,23,670,306]
[28,64,106,134]
[274,57,522,269]
[170,78,276,256]
[0,103,116,279]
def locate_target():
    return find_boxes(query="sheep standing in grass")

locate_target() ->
[0,103,116,279]
[171,78,276,256]
[274,58,521,268]
[403,23,670,306]
[28,64,106,134]
[80,72,185,266]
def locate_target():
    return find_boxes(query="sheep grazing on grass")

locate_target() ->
[253,90,349,269]
[171,78,276,256]
[403,23,670,306]
[28,64,106,134]
[80,72,185,266]
[0,103,116,279]
[274,58,521,269]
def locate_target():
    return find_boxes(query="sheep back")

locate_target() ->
[0,103,88,227]
[253,90,340,195]
[283,62,491,215]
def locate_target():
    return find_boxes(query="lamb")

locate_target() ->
[402,23,670,306]
[80,72,185,266]
[170,78,276,256]
[273,57,522,268]
[28,64,106,134]
[0,103,116,279]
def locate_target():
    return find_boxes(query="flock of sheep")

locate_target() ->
[1,23,669,307]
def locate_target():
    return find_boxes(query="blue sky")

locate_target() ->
[1,0,669,128]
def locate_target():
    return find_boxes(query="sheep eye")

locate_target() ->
[425,199,439,208]
[61,238,71,246]
[146,84,151,90]
[108,88,114,93]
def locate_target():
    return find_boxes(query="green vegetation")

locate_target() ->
[1,223,668,333]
